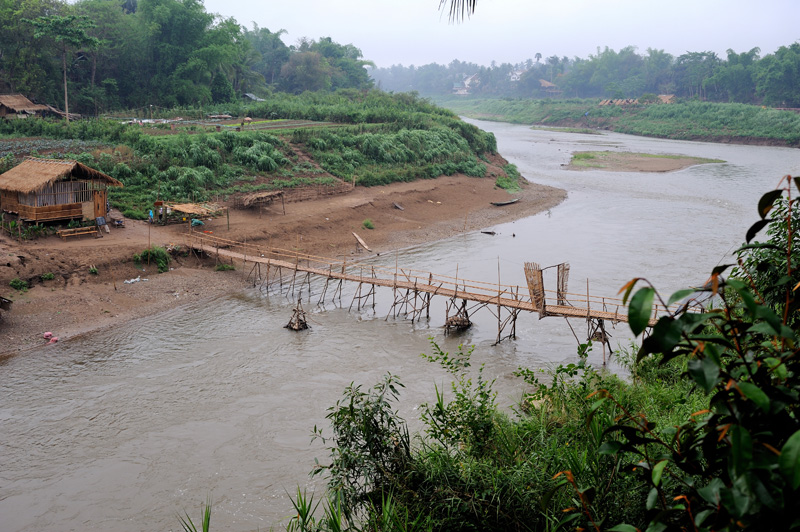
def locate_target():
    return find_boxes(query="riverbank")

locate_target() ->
[0,171,566,357]
[436,98,800,148]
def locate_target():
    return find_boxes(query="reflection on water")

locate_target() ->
[1,123,797,531]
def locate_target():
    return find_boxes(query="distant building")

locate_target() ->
[0,94,50,119]
[539,79,562,97]
[509,69,526,82]
[453,74,480,95]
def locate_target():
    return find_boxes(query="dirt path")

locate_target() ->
[0,174,566,357]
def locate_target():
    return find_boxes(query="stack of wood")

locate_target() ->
[285,299,309,331]
[445,313,471,332]
[445,301,471,334]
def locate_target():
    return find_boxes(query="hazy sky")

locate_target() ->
[201,0,800,68]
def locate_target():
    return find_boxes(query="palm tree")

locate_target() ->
[439,0,477,21]
[535,52,542,64]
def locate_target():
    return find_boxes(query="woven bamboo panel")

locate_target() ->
[524,262,546,319]
[557,263,570,306]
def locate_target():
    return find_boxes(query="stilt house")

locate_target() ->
[0,158,122,222]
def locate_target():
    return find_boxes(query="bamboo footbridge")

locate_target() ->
[185,231,674,347]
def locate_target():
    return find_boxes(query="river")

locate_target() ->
[1,122,797,531]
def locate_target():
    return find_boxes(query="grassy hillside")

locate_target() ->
[1,91,507,219]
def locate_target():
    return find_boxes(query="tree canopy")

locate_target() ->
[0,0,374,114]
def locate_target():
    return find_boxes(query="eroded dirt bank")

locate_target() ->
[0,174,566,356]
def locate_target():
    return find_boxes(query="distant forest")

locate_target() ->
[0,0,374,114]
[372,45,800,107]
[2,0,799,115]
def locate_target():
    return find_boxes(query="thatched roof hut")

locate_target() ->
[0,94,50,117]
[0,158,121,193]
[0,158,122,222]
[0,158,122,193]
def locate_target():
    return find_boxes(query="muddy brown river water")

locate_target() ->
[1,121,798,531]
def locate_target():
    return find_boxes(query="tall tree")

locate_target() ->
[27,14,100,122]
[0,0,64,99]
[755,43,800,107]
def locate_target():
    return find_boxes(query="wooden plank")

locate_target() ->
[352,232,371,252]
[57,226,99,240]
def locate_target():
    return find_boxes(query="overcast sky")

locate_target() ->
[201,0,800,68]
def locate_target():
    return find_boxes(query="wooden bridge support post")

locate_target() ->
[426,273,433,320]
[319,266,333,305]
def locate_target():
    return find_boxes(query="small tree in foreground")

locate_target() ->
[581,176,800,531]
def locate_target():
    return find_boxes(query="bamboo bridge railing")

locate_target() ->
[184,231,678,326]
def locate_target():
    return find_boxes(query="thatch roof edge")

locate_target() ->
[0,158,123,194]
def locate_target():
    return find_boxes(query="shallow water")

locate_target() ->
[1,123,797,531]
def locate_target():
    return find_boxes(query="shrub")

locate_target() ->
[362,219,374,230]
[299,177,800,532]
[40,272,55,281]
[133,246,171,273]
[579,179,800,531]
[9,278,28,291]
[215,263,235,271]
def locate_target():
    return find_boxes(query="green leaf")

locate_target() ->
[698,478,724,505]
[598,441,624,455]
[646,487,659,510]
[737,382,770,412]
[735,242,783,253]
[687,357,720,394]
[730,426,753,476]
[780,430,800,489]
[590,398,606,412]
[665,289,695,307]
[645,522,667,532]
[628,287,654,337]
[608,525,639,532]
[619,277,642,304]
[746,219,771,243]
[638,317,682,361]
[695,509,714,527]
[652,460,668,487]
[757,190,783,218]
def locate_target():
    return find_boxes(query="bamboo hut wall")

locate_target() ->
[17,180,98,207]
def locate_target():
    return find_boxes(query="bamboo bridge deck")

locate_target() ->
[185,232,674,332]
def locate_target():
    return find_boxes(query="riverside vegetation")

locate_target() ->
[0,90,516,221]
[437,98,800,147]
[264,178,798,531]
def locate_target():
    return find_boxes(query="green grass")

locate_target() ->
[569,150,724,169]
[495,163,522,192]
[435,98,800,146]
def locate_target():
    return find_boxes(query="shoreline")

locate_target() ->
[0,174,567,358]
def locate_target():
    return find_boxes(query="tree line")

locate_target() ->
[371,44,800,107]
[0,0,374,115]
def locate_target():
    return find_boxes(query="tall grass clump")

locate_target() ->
[133,246,171,273]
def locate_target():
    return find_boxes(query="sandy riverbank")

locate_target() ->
[1,147,719,357]
[0,171,566,357]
